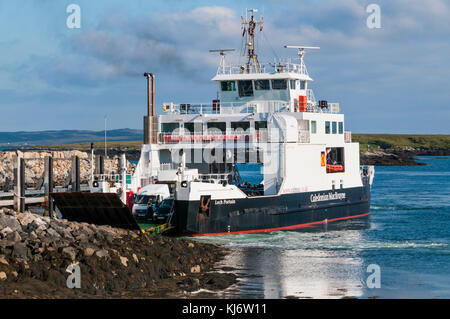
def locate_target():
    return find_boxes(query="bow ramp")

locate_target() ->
[51,192,141,230]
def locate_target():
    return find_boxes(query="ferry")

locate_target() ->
[131,9,375,236]
[53,9,374,235]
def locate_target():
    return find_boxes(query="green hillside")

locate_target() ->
[352,134,450,152]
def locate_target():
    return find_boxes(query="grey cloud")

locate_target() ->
[48,6,243,85]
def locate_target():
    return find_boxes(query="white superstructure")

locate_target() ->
[129,9,374,205]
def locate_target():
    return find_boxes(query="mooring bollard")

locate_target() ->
[14,156,25,213]
[71,156,80,192]
[44,156,54,218]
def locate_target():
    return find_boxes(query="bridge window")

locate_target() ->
[221,81,236,91]
[290,80,297,90]
[271,79,287,90]
[161,122,179,133]
[332,122,337,134]
[254,80,270,90]
[338,122,343,134]
[300,81,306,90]
[207,122,226,134]
[325,121,330,134]
[238,80,254,97]
[311,120,317,134]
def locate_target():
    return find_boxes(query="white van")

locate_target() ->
[132,184,171,220]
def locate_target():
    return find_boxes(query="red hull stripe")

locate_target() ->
[190,212,370,237]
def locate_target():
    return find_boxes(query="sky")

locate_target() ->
[0,0,449,134]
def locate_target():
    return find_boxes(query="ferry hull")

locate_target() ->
[172,186,370,236]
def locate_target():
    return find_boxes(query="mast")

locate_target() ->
[241,8,263,73]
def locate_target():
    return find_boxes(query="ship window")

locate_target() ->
[231,122,250,132]
[221,81,236,91]
[311,121,317,134]
[300,81,306,90]
[184,122,202,135]
[238,80,254,97]
[161,122,179,134]
[207,122,226,134]
[271,79,287,90]
[325,121,330,134]
[255,121,267,130]
[338,122,343,134]
[254,80,270,90]
[332,122,337,134]
[290,80,296,90]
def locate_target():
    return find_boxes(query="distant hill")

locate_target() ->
[0,129,143,147]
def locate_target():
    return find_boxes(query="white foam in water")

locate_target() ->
[193,230,449,251]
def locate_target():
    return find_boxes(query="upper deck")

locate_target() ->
[213,58,312,81]
[162,91,340,115]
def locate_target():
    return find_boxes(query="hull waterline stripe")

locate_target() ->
[190,212,370,237]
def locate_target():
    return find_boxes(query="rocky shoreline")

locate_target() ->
[0,208,236,298]
[360,148,449,166]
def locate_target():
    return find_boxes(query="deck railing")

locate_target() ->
[216,59,309,76]
[163,100,290,115]
[163,99,341,116]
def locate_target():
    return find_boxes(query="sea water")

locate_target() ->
[192,157,450,298]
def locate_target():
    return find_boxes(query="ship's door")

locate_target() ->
[197,195,211,233]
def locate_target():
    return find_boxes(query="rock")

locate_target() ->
[120,256,128,267]
[6,231,22,242]
[45,228,60,239]
[31,217,48,228]
[132,253,139,263]
[0,216,22,232]
[95,249,109,258]
[17,213,38,227]
[84,247,95,257]
[0,227,13,238]
[13,243,29,260]
[0,257,8,266]
[62,247,77,261]
[0,272,7,281]
[190,265,201,273]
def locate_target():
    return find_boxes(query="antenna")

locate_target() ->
[284,45,320,65]
[241,8,263,73]
[209,49,235,73]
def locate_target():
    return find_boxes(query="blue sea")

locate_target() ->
[191,157,450,298]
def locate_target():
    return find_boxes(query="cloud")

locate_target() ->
[35,6,243,87]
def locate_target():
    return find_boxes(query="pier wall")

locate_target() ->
[0,150,135,188]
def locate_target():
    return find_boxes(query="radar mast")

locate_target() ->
[241,8,263,73]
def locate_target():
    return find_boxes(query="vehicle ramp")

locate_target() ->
[51,192,140,230]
